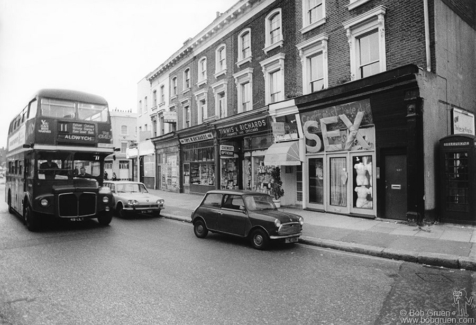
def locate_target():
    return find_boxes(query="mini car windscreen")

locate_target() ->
[244,195,276,211]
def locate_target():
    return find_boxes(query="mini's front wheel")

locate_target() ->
[193,219,208,238]
[250,229,269,250]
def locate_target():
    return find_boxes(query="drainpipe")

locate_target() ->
[423,0,431,72]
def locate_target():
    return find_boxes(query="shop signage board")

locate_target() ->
[179,132,214,144]
[218,117,269,138]
[300,99,374,153]
[453,108,475,136]
[164,111,177,123]
[220,145,234,151]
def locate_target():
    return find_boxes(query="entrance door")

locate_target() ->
[307,157,324,210]
[156,165,161,190]
[384,154,407,220]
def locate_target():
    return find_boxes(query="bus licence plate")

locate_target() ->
[285,237,298,243]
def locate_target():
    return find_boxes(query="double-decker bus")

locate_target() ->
[5,89,115,231]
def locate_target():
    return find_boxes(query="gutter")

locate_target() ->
[423,0,431,72]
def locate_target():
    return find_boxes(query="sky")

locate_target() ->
[0,0,237,148]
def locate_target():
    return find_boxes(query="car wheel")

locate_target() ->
[116,204,126,218]
[250,229,269,250]
[193,219,208,238]
[97,211,113,226]
[24,204,40,232]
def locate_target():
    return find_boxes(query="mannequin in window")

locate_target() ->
[354,158,368,186]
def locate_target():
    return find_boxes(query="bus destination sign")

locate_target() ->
[57,122,96,144]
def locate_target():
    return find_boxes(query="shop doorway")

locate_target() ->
[384,154,407,220]
[156,165,161,190]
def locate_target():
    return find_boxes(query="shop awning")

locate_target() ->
[264,141,300,166]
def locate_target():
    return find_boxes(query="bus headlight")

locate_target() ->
[103,196,109,203]
[40,199,49,207]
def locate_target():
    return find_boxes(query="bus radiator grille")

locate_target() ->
[79,193,96,216]
[59,194,78,217]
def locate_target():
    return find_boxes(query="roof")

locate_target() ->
[36,89,108,105]
[205,190,271,196]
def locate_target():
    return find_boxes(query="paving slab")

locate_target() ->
[439,229,473,242]
[387,236,472,257]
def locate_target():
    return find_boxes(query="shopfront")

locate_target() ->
[152,133,180,193]
[299,99,377,217]
[180,132,216,195]
[216,113,273,192]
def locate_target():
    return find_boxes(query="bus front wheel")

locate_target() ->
[97,211,113,226]
[24,205,40,232]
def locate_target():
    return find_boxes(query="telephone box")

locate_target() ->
[439,134,476,224]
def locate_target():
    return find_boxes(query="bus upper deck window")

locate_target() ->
[28,100,38,120]
[78,103,108,122]
[41,99,75,119]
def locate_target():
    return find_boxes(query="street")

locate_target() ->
[0,183,475,325]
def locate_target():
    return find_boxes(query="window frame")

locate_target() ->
[301,0,326,34]
[237,28,252,67]
[197,57,207,86]
[297,33,329,94]
[233,68,253,113]
[264,8,283,53]
[194,89,208,124]
[183,68,191,92]
[211,79,228,119]
[343,6,386,81]
[215,44,227,78]
[260,53,285,105]
[171,77,178,98]
[181,99,191,129]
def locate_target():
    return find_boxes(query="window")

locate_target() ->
[301,0,326,33]
[237,29,252,66]
[183,105,190,128]
[212,79,227,119]
[139,100,142,113]
[144,97,148,114]
[202,193,223,208]
[264,9,283,53]
[215,45,227,77]
[184,69,191,90]
[260,53,285,105]
[159,115,165,135]
[160,85,165,104]
[343,6,386,80]
[152,118,157,137]
[194,89,207,124]
[153,90,157,108]
[121,142,127,153]
[28,100,38,120]
[297,34,329,94]
[198,58,207,86]
[172,77,178,97]
[121,125,127,135]
[348,0,372,11]
[233,68,253,113]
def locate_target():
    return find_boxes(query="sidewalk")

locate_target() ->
[148,188,476,271]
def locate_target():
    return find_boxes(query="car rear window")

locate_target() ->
[202,193,223,208]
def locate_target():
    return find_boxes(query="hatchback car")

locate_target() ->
[191,190,303,250]
[104,181,164,217]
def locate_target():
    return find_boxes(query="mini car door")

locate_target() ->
[217,195,249,236]
[197,193,223,230]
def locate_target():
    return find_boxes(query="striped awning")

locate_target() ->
[264,141,300,166]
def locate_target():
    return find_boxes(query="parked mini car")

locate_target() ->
[104,181,164,217]
[191,190,303,250]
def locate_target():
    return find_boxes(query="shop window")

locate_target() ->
[343,6,386,81]
[329,157,347,207]
[221,159,238,189]
[309,158,324,205]
[352,155,373,209]
[301,0,326,34]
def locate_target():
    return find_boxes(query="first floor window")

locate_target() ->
[184,106,190,128]
[242,82,251,111]
[309,52,324,92]
[218,92,226,118]
[270,70,282,103]
[358,30,380,78]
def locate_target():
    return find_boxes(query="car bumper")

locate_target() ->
[269,233,301,240]
[123,205,163,213]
